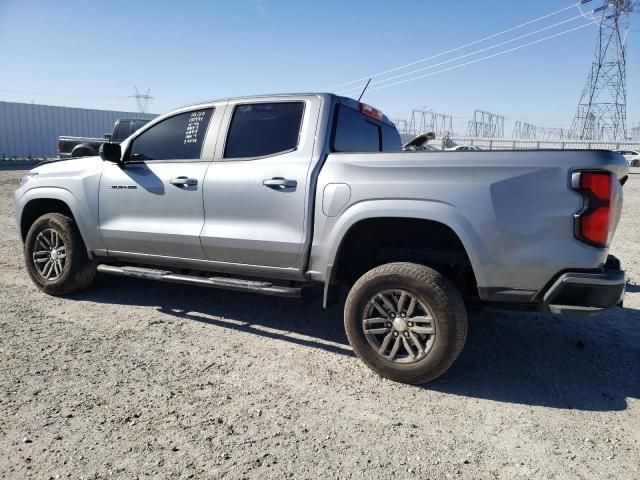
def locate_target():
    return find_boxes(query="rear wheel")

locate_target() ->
[631,159,640,167]
[24,213,96,296]
[344,262,467,384]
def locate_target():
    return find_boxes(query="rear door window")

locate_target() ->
[128,108,213,161]
[224,102,305,159]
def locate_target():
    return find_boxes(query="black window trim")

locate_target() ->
[123,107,215,164]
[220,100,307,162]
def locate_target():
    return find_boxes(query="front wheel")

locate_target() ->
[24,213,96,296]
[344,262,467,384]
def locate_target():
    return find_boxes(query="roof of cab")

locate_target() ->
[173,93,395,126]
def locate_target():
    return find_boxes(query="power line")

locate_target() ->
[327,0,592,90]
[342,22,594,95]
[339,11,589,95]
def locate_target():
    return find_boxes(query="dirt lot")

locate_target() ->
[1,165,638,479]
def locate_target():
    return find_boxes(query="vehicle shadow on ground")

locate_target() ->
[433,306,640,412]
[74,275,640,412]
[81,274,352,356]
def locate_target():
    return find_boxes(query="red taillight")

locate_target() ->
[359,102,383,121]
[572,171,616,247]
[581,171,611,200]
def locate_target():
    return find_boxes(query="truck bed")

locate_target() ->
[310,149,628,298]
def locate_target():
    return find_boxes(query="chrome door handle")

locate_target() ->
[170,176,198,187]
[263,177,297,189]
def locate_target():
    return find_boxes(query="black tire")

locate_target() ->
[631,159,640,168]
[24,213,96,296]
[344,262,467,384]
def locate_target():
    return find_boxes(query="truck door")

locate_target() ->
[200,98,321,271]
[99,107,218,260]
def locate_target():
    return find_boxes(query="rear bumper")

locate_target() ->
[541,256,625,315]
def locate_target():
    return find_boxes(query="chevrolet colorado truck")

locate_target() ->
[14,93,628,384]
[58,118,151,159]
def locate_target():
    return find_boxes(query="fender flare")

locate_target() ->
[16,186,104,252]
[317,199,490,306]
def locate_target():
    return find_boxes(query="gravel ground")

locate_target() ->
[1,166,639,480]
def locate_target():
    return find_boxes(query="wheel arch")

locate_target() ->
[20,198,75,241]
[317,200,487,307]
[17,187,102,254]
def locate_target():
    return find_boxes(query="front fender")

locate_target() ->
[309,199,489,287]
[15,186,104,252]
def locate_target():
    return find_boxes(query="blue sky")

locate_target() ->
[1,0,638,135]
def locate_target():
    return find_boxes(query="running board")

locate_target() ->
[97,264,302,298]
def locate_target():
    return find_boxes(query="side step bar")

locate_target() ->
[97,265,302,298]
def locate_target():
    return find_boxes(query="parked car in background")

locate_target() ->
[58,118,151,159]
[446,145,483,151]
[15,93,628,385]
[402,133,440,152]
[614,149,640,167]
[417,144,440,152]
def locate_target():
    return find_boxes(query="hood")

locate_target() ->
[31,156,104,176]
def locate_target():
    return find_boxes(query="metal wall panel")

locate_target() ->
[0,101,156,158]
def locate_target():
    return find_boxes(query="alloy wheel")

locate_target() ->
[362,289,437,364]
[32,228,67,281]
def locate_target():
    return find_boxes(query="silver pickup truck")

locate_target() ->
[14,93,628,384]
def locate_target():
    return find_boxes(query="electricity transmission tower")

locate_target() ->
[513,121,537,139]
[536,127,567,141]
[408,108,453,136]
[130,87,154,114]
[433,112,453,136]
[569,0,633,141]
[393,119,409,136]
[466,110,504,138]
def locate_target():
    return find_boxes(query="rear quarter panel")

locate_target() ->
[309,150,628,295]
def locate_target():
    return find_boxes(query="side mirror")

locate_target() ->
[103,133,112,141]
[99,142,122,163]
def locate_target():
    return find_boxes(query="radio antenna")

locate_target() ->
[357,78,372,102]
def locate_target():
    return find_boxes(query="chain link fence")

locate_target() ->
[434,136,639,151]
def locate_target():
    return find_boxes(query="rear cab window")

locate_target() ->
[332,103,401,153]
[113,121,131,142]
[132,119,150,132]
